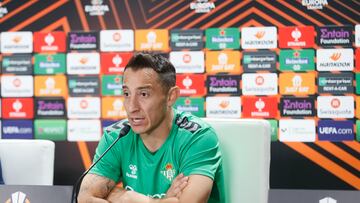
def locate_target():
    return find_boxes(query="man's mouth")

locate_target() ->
[130,117,145,124]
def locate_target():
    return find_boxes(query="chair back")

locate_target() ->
[0,139,55,185]
[203,118,271,203]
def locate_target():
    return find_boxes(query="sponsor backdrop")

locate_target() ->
[0,0,359,190]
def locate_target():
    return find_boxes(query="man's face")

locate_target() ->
[123,68,169,136]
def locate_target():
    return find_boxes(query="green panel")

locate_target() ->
[268,119,278,141]
[356,73,360,95]
[205,28,240,50]
[279,49,315,71]
[101,75,123,96]
[174,97,205,117]
[34,53,66,74]
[356,120,360,142]
[34,119,67,141]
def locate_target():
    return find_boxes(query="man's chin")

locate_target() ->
[129,126,146,135]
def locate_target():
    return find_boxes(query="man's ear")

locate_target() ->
[167,86,180,107]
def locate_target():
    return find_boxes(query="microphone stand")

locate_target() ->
[71,124,130,203]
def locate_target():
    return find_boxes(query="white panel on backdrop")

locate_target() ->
[317,96,354,118]
[242,73,278,95]
[67,119,101,141]
[170,51,204,73]
[100,30,134,52]
[206,96,241,118]
[1,31,33,53]
[67,52,100,74]
[1,75,33,97]
[279,119,316,142]
[241,27,277,49]
[316,49,353,71]
[355,25,360,47]
[67,97,101,119]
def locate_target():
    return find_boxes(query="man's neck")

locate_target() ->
[140,109,174,153]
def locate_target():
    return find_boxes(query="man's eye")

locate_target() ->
[141,92,148,97]
[123,92,129,97]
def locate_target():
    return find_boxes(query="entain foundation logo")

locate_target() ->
[207,75,240,95]
[35,98,66,118]
[280,97,315,117]
[5,191,31,203]
[68,31,98,51]
[317,26,352,47]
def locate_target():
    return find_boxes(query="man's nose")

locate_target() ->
[127,95,140,112]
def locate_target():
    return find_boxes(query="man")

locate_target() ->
[78,53,224,203]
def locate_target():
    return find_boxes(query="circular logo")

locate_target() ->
[80,100,88,109]
[113,32,121,42]
[331,98,340,109]
[13,78,21,87]
[255,76,264,85]
[183,54,191,63]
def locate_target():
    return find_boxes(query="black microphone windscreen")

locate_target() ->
[119,123,131,138]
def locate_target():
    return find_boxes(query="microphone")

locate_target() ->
[71,123,131,203]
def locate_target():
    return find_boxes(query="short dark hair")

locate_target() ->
[124,53,176,92]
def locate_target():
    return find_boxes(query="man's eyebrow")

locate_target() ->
[122,85,152,90]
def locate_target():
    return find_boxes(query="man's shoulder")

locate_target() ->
[174,111,213,135]
[104,119,129,135]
